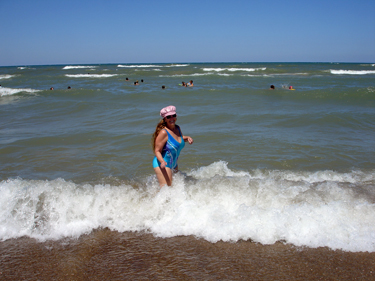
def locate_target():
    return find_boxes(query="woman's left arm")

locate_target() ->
[178,125,193,144]
[183,135,194,144]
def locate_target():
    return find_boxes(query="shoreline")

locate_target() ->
[1,229,374,280]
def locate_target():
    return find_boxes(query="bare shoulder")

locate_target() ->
[157,129,168,139]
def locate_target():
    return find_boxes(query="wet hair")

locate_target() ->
[151,119,167,152]
[270,85,275,89]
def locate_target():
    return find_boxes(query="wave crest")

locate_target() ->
[0,87,40,97]
[65,74,118,78]
[63,66,97,70]
[1,162,374,252]
[330,70,375,75]
[203,67,266,72]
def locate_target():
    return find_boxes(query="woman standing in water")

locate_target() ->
[152,105,193,187]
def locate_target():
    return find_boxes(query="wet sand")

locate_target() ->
[1,229,374,280]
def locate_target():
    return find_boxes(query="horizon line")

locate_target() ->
[1,61,375,68]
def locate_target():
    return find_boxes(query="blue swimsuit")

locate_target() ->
[153,127,185,169]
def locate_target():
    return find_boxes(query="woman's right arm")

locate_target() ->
[154,130,168,169]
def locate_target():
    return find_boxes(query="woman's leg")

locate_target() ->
[154,166,173,187]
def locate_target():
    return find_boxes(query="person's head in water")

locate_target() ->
[270,85,275,89]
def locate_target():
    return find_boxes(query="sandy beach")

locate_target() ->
[1,229,374,280]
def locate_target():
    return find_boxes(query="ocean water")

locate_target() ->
[0,62,375,256]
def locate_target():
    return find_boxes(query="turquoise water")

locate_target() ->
[0,63,374,251]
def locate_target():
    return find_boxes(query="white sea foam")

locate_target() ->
[0,87,41,97]
[118,64,188,68]
[65,74,118,78]
[159,73,212,77]
[229,67,266,72]
[242,72,308,78]
[203,67,266,72]
[203,68,226,72]
[242,74,266,77]
[0,75,15,80]
[217,73,233,76]
[166,64,189,67]
[118,64,160,68]
[63,66,98,70]
[1,161,374,252]
[135,68,162,72]
[17,67,35,70]
[330,70,375,75]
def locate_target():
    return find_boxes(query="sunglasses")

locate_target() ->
[166,114,177,119]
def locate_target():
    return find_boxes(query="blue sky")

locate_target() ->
[1,0,374,66]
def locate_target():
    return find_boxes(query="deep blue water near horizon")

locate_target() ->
[0,62,374,252]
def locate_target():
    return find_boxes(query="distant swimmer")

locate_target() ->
[126,77,129,81]
[141,79,144,83]
[162,85,166,89]
[134,81,139,85]
[50,87,54,90]
[289,86,295,90]
[181,82,187,87]
[270,85,275,90]
[187,80,194,87]
[67,86,71,89]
